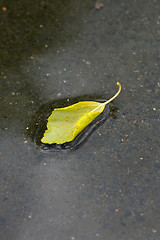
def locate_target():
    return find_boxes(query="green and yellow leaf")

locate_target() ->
[41,82,121,144]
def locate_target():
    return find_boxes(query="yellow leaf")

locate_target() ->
[41,82,121,144]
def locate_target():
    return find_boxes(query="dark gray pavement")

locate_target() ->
[0,0,160,239]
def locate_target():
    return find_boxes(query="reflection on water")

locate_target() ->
[0,0,97,137]
[0,0,159,239]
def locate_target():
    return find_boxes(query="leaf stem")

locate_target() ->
[89,82,121,113]
[103,82,121,106]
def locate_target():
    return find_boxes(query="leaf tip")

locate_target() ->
[117,82,121,95]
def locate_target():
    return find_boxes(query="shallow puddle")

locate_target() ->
[26,95,118,151]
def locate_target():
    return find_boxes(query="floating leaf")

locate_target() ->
[41,82,121,144]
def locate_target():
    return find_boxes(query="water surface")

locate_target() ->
[0,0,160,239]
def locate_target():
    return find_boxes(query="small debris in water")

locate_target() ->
[2,7,7,12]
[115,208,119,213]
[95,3,104,10]
[28,213,32,219]
[57,93,62,97]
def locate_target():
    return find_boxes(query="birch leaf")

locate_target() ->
[41,82,121,144]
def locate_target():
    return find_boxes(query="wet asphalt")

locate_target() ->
[0,0,160,239]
